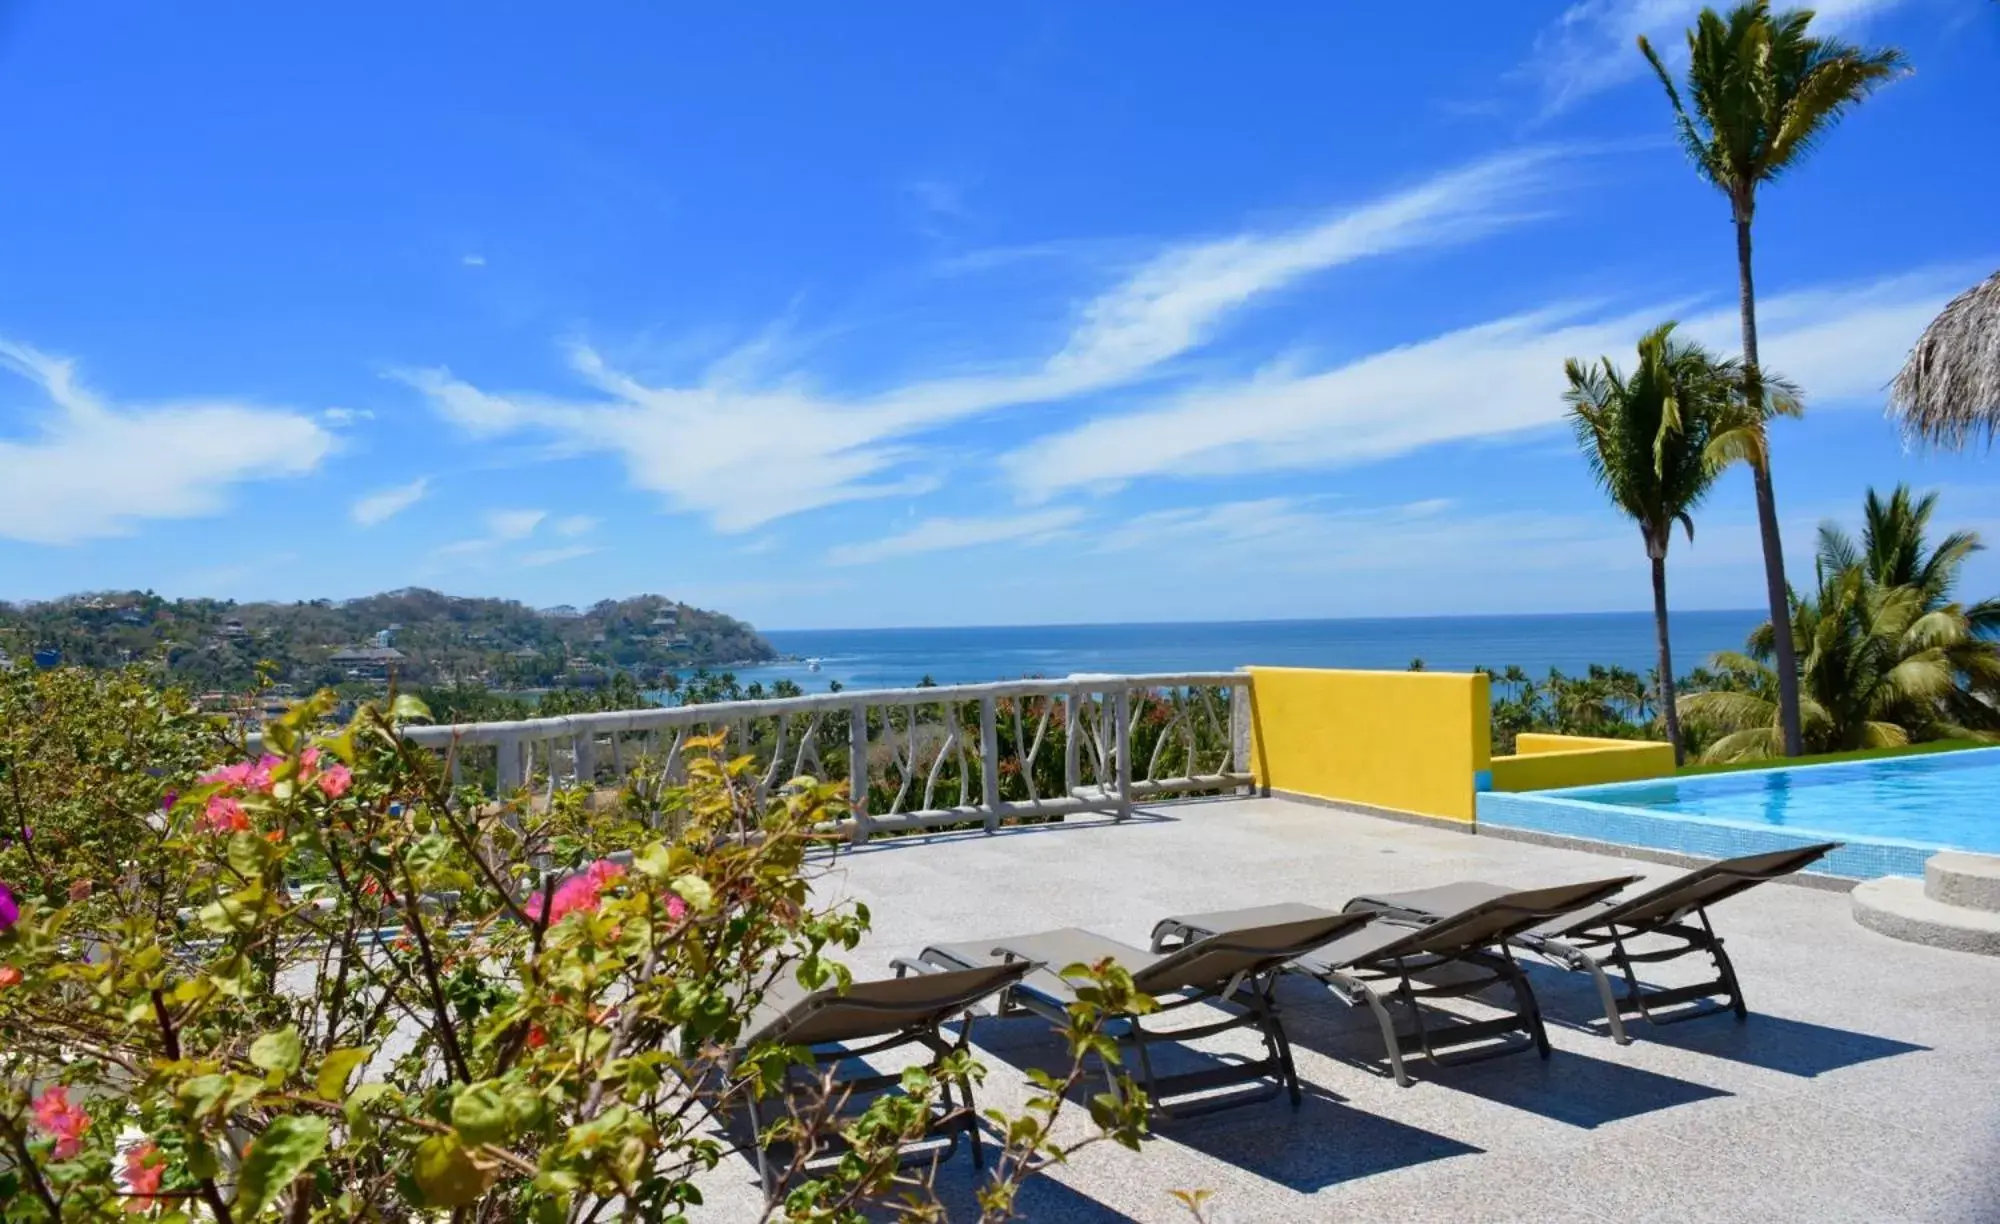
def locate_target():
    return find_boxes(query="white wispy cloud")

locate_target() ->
[461,253,487,268]
[1524,0,1913,115]
[350,477,430,527]
[487,508,547,540]
[401,150,1563,532]
[551,514,599,537]
[323,406,374,425]
[827,507,1083,567]
[0,340,334,545]
[1096,497,1453,555]
[439,508,549,556]
[521,544,601,567]
[1003,268,1960,500]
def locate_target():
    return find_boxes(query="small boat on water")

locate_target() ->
[806,658,822,672]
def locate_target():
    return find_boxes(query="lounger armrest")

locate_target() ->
[891,955,951,978]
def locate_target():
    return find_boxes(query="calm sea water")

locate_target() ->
[704,611,1765,695]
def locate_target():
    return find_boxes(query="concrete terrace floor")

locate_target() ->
[692,796,2000,1223]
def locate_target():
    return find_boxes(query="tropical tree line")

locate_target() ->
[1563,2,2000,765]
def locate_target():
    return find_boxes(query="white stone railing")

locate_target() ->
[330,672,1254,841]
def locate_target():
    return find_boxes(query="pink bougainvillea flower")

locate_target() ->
[317,764,353,799]
[664,894,689,923]
[528,858,625,925]
[198,761,253,788]
[0,880,18,932]
[121,1141,166,1211]
[249,755,283,793]
[31,1085,89,1159]
[300,746,321,770]
[200,794,250,834]
[160,790,179,813]
[0,964,22,989]
[524,1025,547,1049]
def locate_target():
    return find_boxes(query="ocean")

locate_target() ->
[698,611,1767,695]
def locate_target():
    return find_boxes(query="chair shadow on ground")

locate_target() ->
[1516,960,1931,1077]
[914,1162,1144,1224]
[1268,975,1731,1128]
[961,1013,1479,1194]
[1156,1087,1481,1193]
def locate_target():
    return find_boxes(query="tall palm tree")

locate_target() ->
[1565,322,1742,763]
[1639,3,1907,757]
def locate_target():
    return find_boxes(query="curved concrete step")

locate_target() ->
[1926,851,2000,912]
[1853,876,2000,956]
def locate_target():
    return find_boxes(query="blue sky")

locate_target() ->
[1,2,1996,629]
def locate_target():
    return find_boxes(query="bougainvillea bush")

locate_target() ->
[0,663,231,903]
[0,690,1153,1221]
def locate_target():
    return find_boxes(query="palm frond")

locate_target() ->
[1697,726,1787,764]
[1767,40,1911,179]
[1677,688,1774,731]
[1703,423,1767,474]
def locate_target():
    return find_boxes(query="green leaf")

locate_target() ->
[250,1026,304,1082]
[390,693,433,724]
[669,873,714,913]
[235,1115,330,1218]
[227,831,273,880]
[632,842,674,881]
[412,1134,490,1207]
[197,883,265,935]
[315,1046,372,1100]
[450,1081,511,1146]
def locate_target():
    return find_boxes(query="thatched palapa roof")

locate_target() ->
[1889,268,2000,450]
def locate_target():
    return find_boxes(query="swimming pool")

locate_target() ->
[1476,747,2000,879]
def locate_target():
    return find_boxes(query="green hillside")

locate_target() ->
[0,588,775,693]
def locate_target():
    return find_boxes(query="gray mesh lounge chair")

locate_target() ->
[1150,876,1637,1088]
[728,962,1030,1193]
[1345,843,1840,1044]
[911,909,1372,1118]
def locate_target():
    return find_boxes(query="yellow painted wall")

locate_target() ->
[1248,667,1490,823]
[1489,733,1675,792]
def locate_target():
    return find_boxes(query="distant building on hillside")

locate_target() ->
[219,619,249,638]
[330,645,407,681]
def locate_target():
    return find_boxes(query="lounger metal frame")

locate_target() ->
[911,915,1369,1119]
[1349,843,1840,1045]
[1153,878,1635,1087]
[729,965,1027,1195]
[1147,916,1551,1088]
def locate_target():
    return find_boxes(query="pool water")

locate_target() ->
[1557,748,2000,854]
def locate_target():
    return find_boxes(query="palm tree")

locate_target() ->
[1890,269,2000,450]
[1817,485,1988,613]
[1639,3,1907,757]
[1565,322,1743,763]
[1682,488,2000,761]
[1680,570,2000,761]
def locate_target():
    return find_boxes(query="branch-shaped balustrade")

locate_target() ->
[262,672,1254,843]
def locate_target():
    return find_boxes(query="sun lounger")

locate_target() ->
[1344,843,1840,1043]
[727,962,1030,1192]
[1150,876,1637,1087]
[910,909,1372,1118]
